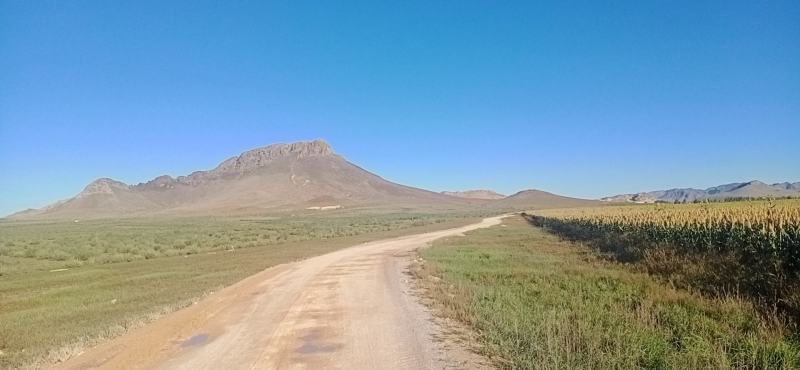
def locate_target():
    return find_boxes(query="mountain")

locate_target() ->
[602,180,800,203]
[12,140,475,219]
[491,189,601,210]
[441,189,506,200]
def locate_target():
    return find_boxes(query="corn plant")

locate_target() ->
[527,199,800,319]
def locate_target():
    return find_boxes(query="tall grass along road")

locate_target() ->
[417,215,799,369]
[49,216,504,369]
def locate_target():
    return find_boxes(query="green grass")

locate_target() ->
[417,216,800,369]
[0,213,477,369]
[0,213,461,271]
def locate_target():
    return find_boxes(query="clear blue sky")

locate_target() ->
[1,1,798,216]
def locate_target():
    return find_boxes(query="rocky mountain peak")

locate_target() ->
[77,178,130,198]
[212,140,334,175]
[245,139,333,160]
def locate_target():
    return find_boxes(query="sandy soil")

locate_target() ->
[53,216,504,370]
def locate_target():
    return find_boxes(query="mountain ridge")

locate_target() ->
[495,189,601,209]
[8,139,608,219]
[8,140,478,219]
[441,189,506,200]
[602,180,800,203]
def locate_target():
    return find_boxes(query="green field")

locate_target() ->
[0,213,478,369]
[0,213,470,270]
[417,215,799,369]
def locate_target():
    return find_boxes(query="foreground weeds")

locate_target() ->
[418,216,800,369]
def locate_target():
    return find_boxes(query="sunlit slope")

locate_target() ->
[12,140,479,219]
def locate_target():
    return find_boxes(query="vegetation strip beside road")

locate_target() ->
[528,199,800,323]
[417,215,799,369]
[0,214,479,369]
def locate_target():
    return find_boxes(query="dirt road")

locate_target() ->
[54,216,505,370]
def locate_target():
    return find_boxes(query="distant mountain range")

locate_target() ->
[497,189,600,209]
[602,181,800,203]
[9,140,597,219]
[440,190,506,200]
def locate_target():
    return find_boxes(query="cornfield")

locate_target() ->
[527,199,800,318]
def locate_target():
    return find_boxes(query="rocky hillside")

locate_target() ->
[13,140,474,219]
